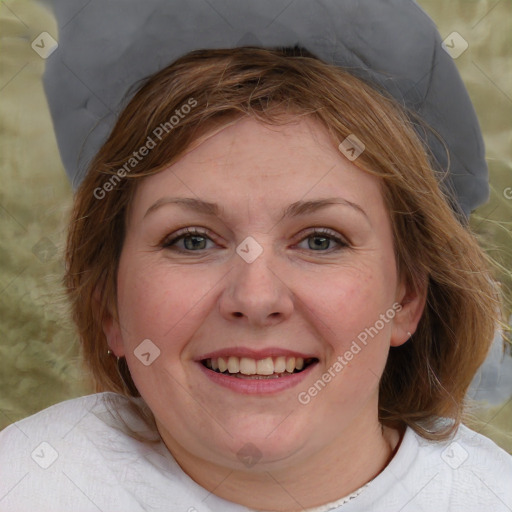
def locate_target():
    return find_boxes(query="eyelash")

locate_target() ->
[160,227,349,254]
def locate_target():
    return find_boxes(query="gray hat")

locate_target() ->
[41,0,488,218]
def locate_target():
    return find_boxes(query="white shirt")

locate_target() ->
[1,392,511,512]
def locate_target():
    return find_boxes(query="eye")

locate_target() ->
[160,227,349,254]
[161,227,216,252]
[295,228,349,252]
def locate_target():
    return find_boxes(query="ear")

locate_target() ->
[390,273,427,348]
[93,284,126,357]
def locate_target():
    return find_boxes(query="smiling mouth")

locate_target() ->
[201,356,319,379]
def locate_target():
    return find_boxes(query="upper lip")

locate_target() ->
[195,347,318,361]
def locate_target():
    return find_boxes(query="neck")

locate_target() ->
[156,410,403,511]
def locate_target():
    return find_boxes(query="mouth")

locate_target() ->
[201,356,319,380]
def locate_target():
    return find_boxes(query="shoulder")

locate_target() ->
[349,422,512,512]
[442,423,512,503]
[385,422,512,511]
[1,392,108,428]
[0,393,244,511]
[450,422,512,467]
[0,393,170,511]
[0,392,149,469]
[0,392,142,443]
[413,422,512,477]
[0,392,164,464]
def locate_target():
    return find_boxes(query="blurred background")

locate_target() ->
[1,0,511,452]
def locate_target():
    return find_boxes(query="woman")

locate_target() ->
[1,46,511,511]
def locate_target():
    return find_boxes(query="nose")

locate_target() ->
[218,240,294,328]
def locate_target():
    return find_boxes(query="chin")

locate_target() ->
[203,414,313,469]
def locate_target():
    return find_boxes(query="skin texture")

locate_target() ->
[103,116,426,511]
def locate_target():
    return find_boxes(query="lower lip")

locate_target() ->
[197,361,318,395]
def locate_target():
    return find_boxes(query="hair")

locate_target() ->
[64,46,507,442]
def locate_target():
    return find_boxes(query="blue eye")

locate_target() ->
[161,228,214,251]
[296,229,348,252]
[161,228,348,253]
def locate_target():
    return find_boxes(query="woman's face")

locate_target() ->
[105,116,424,471]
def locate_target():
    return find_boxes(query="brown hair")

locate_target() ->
[64,46,506,441]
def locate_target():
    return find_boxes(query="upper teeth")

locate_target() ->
[205,356,305,375]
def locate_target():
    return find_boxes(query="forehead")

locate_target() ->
[129,116,386,225]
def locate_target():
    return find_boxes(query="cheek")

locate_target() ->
[327,269,397,385]
[304,264,396,400]
[116,255,217,346]
[308,265,394,346]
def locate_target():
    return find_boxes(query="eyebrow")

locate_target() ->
[143,196,370,223]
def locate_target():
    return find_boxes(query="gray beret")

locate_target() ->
[41,0,489,218]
